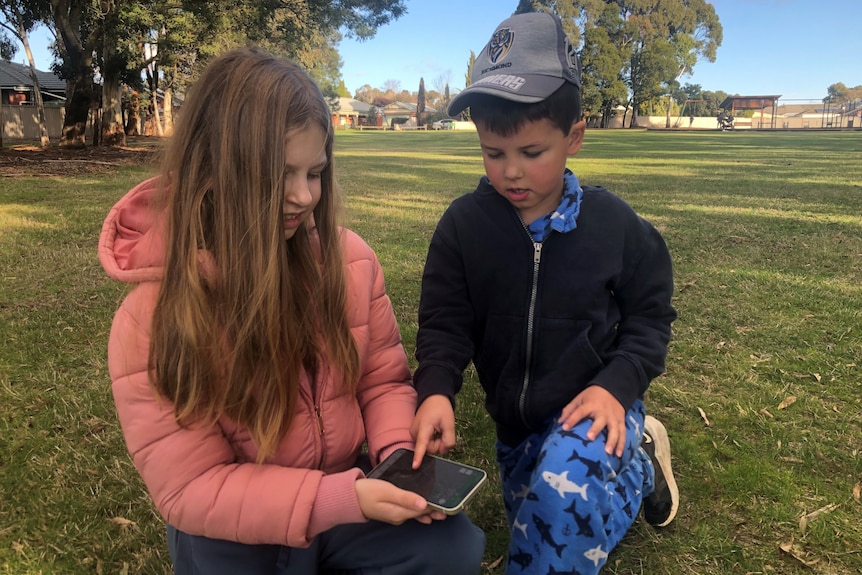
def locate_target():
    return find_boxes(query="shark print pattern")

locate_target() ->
[495,400,654,575]
[541,470,589,500]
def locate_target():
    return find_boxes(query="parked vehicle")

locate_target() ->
[432,119,455,130]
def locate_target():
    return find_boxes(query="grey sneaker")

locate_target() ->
[641,415,679,527]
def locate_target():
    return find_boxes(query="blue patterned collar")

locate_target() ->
[526,169,583,242]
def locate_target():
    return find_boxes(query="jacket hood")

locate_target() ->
[99,176,167,284]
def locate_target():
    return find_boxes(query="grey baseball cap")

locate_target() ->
[448,12,581,116]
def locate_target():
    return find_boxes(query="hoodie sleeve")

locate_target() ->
[589,210,677,410]
[107,283,367,547]
[412,206,475,407]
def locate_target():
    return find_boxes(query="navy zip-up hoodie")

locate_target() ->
[414,177,677,447]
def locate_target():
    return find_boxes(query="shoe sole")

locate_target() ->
[644,415,679,527]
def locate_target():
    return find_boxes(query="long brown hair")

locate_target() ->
[149,47,359,461]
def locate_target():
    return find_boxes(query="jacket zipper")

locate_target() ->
[518,240,543,427]
[311,366,328,469]
[314,405,324,435]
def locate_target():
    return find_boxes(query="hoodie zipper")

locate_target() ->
[518,239,544,427]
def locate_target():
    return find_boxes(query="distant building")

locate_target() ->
[0,59,65,106]
[331,97,375,127]
[381,101,436,128]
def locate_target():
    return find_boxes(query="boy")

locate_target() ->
[411,12,679,575]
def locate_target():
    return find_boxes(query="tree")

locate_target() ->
[417,77,425,127]
[382,78,401,93]
[1,0,52,146]
[624,0,721,127]
[700,89,727,116]
[45,0,408,146]
[51,0,99,147]
[580,4,627,126]
[335,80,350,97]
[353,84,381,103]
[827,82,862,106]
[366,105,379,126]
[520,0,721,127]
[459,49,476,120]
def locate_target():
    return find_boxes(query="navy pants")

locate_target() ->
[167,511,485,575]
[496,400,654,575]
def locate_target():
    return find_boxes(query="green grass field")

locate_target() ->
[1,129,860,574]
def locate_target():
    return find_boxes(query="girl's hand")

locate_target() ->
[355,478,447,525]
[558,386,626,457]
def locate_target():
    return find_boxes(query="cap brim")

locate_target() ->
[448,75,566,116]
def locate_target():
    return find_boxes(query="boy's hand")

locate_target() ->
[558,386,626,457]
[410,395,456,468]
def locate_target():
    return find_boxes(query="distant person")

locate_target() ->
[99,46,484,575]
[689,113,695,127]
[410,13,679,575]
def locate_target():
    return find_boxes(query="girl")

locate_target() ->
[99,47,484,574]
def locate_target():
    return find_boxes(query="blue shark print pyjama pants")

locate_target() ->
[496,399,654,575]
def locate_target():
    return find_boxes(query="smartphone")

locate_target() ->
[366,448,487,515]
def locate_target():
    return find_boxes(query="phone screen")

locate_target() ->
[367,449,486,512]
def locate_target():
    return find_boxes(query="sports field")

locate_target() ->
[1,129,860,573]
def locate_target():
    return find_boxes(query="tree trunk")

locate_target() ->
[100,76,125,145]
[101,15,126,146]
[665,94,673,128]
[91,106,101,145]
[152,103,164,136]
[144,65,163,136]
[61,69,94,148]
[100,37,126,146]
[125,90,140,135]
[52,0,97,148]
[163,88,173,136]
[19,28,50,147]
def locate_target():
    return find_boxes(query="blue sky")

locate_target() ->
[14,0,862,104]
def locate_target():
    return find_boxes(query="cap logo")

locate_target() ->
[488,27,514,64]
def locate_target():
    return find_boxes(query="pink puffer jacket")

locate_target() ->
[99,177,416,547]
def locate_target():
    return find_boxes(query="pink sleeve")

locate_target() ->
[349,244,417,465]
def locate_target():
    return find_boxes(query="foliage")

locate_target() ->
[672,83,730,117]
[335,79,350,98]
[34,0,408,146]
[519,0,722,126]
[0,0,46,51]
[458,49,476,120]
[826,82,862,106]
[0,32,13,57]
[580,5,628,127]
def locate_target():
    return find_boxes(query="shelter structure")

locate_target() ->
[719,95,782,129]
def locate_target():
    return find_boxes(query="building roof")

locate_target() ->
[335,97,372,114]
[0,59,66,94]
[381,100,437,114]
